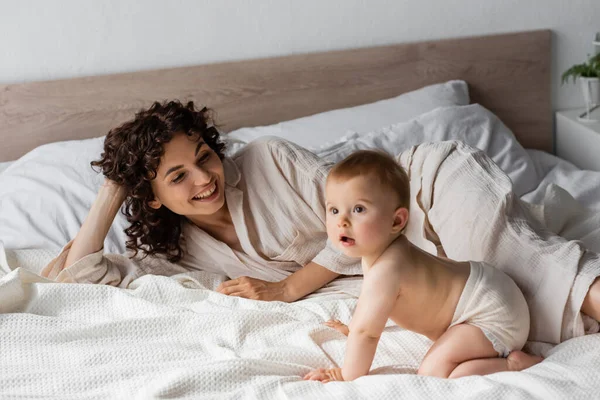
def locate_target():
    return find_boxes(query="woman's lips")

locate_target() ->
[192,181,219,202]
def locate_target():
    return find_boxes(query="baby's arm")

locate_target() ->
[325,319,350,336]
[303,261,401,382]
[341,262,401,380]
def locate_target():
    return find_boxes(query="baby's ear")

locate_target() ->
[392,207,409,234]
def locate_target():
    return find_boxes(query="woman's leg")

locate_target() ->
[404,142,600,343]
[582,277,600,322]
[417,324,541,379]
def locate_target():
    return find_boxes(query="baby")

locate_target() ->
[303,150,542,382]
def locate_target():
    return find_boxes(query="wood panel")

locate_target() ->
[0,30,551,162]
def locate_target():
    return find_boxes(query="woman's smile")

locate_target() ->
[192,181,219,202]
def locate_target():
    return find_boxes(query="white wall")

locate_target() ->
[1,0,598,110]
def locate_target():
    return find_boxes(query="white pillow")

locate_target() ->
[227,80,469,149]
[0,136,244,253]
[0,137,127,252]
[314,104,538,197]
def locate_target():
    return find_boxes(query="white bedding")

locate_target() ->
[2,105,600,398]
[0,161,13,174]
[0,265,598,399]
[524,149,600,211]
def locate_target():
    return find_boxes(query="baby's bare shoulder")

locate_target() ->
[369,254,405,280]
[376,241,415,269]
[363,260,403,298]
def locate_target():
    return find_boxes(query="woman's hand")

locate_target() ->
[216,276,288,302]
[101,178,127,203]
[303,368,344,383]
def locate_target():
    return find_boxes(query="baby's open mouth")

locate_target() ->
[339,235,356,246]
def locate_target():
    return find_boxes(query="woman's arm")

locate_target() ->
[216,261,339,302]
[64,179,126,268]
[280,261,340,302]
[42,179,142,287]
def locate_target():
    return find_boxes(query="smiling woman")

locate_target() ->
[42,100,361,301]
[88,102,227,263]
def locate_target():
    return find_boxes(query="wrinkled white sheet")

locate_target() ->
[523,149,600,211]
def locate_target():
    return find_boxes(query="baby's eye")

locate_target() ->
[353,206,365,213]
[330,208,339,215]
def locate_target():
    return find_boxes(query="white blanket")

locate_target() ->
[1,266,599,399]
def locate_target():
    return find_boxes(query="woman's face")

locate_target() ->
[149,133,226,218]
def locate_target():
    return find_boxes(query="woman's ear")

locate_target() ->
[148,198,162,210]
[391,207,409,234]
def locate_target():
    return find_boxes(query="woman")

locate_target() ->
[42,100,360,302]
[42,100,600,344]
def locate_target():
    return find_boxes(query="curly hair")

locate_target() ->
[91,100,226,262]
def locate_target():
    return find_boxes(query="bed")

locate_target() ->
[1,29,600,399]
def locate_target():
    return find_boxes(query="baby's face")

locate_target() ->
[325,175,399,258]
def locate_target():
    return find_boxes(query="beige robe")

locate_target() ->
[42,137,361,287]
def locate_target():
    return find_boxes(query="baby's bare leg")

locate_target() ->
[450,350,543,378]
[324,319,349,336]
[418,324,497,378]
[418,324,542,379]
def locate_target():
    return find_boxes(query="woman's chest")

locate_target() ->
[241,190,325,263]
[212,225,243,253]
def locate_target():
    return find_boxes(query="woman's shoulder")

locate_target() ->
[235,136,308,157]
[234,136,331,176]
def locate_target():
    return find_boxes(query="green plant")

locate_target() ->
[561,53,600,84]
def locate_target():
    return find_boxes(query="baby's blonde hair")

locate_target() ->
[328,150,410,209]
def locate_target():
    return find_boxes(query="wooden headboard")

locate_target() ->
[0,30,551,162]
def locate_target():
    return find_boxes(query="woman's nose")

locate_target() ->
[192,167,211,186]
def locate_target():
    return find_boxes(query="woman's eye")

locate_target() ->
[172,173,185,183]
[353,206,365,213]
[197,154,210,164]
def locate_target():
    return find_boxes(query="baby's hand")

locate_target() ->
[325,319,349,336]
[303,367,344,383]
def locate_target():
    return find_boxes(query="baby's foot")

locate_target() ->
[325,319,349,336]
[507,350,544,371]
